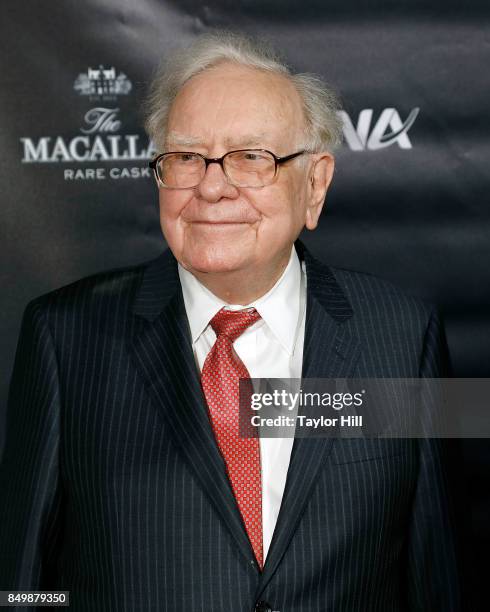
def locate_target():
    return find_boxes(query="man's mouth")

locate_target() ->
[190,220,250,224]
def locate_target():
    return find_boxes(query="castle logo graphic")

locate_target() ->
[74,65,132,98]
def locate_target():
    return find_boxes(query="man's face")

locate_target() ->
[158,62,334,276]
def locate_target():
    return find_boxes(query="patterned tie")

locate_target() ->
[201,307,263,569]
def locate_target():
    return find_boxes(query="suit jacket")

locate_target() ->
[0,243,462,611]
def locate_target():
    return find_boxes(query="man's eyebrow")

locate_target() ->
[165,132,204,147]
[224,134,268,149]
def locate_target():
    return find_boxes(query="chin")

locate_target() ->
[183,243,252,275]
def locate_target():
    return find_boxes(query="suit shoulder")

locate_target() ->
[24,258,154,321]
[329,265,434,323]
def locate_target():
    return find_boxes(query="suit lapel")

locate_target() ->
[129,250,258,570]
[257,244,362,594]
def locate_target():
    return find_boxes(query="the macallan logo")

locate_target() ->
[20,66,151,181]
[74,65,132,98]
[339,108,420,150]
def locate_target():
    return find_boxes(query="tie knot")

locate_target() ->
[210,307,261,341]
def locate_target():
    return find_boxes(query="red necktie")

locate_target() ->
[201,307,263,569]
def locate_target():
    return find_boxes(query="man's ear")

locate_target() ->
[305,153,335,230]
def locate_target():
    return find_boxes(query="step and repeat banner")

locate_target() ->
[2,0,489,601]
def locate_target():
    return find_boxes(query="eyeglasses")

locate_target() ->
[149,149,307,189]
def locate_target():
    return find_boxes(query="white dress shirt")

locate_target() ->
[178,246,306,560]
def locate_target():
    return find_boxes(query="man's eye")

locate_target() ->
[243,153,262,161]
[176,153,200,162]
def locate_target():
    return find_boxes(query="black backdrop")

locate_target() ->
[2,0,489,605]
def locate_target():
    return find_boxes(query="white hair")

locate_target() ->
[144,31,343,153]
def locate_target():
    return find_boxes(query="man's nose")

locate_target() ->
[196,160,239,202]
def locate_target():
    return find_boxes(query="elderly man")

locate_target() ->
[0,33,461,611]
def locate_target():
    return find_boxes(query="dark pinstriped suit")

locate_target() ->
[0,242,462,611]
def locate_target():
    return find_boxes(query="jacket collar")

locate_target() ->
[132,240,354,326]
[132,247,180,321]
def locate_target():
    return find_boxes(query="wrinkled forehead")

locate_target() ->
[166,63,306,151]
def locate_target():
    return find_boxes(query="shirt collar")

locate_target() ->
[178,245,303,355]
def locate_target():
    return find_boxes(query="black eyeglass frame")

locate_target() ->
[149,148,307,188]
